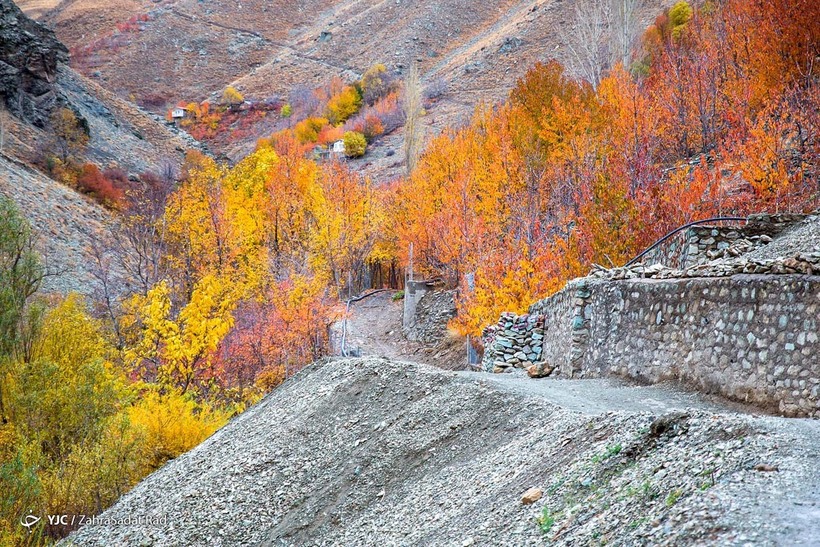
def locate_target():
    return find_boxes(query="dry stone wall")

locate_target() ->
[517,274,820,417]
[481,312,544,372]
[587,276,817,416]
[481,214,820,417]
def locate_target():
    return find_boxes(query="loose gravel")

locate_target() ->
[64,358,820,547]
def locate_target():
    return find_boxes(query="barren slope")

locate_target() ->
[65,358,820,546]
[0,153,109,294]
[18,0,670,176]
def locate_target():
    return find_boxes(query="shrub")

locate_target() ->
[222,86,245,107]
[361,64,398,105]
[77,163,124,207]
[47,156,81,186]
[325,86,362,125]
[280,103,292,118]
[343,131,367,157]
[294,117,329,144]
[128,389,228,472]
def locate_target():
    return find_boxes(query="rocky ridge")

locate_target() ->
[64,358,820,546]
[0,0,67,126]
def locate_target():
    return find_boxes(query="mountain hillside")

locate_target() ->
[0,153,109,294]
[1,0,199,293]
[17,0,670,169]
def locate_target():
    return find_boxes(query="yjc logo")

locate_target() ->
[20,514,41,533]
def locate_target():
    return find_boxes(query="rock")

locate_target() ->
[521,487,542,505]
[527,363,555,378]
[0,0,69,126]
[499,36,523,53]
[754,464,779,472]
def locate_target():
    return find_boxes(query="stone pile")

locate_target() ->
[482,312,544,373]
[589,251,820,281]
[405,289,457,344]
[702,234,771,260]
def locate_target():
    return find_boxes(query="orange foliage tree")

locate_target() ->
[392,0,819,336]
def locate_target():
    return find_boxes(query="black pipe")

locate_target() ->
[624,217,747,268]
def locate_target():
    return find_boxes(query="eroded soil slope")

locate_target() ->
[65,358,820,546]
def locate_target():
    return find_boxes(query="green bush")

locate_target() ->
[343,131,367,158]
[669,1,693,39]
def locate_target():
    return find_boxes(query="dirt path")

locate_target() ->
[339,290,467,370]
[341,291,786,416]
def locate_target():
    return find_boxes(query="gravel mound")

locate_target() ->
[746,213,820,261]
[64,358,820,546]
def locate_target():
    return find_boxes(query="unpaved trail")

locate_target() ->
[340,290,467,370]
[342,290,783,417]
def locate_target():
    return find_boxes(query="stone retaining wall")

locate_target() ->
[524,275,820,417]
[481,312,544,372]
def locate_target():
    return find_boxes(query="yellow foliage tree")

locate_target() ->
[125,276,236,394]
[325,86,362,125]
[222,86,245,107]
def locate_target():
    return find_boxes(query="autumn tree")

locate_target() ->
[343,131,367,157]
[325,86,362,125]
[221,86,245,108]
[361,64,397,105]
[49,107,89,162]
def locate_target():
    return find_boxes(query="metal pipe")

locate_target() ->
[624,217,747,268]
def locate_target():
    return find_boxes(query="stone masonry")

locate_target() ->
[481,312,544,372]
[482,214,820,417]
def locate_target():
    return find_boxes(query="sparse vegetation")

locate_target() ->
[592,443,623,463]
[49,108,89,162]
[536,506,557,534]
[665,488,685,507]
